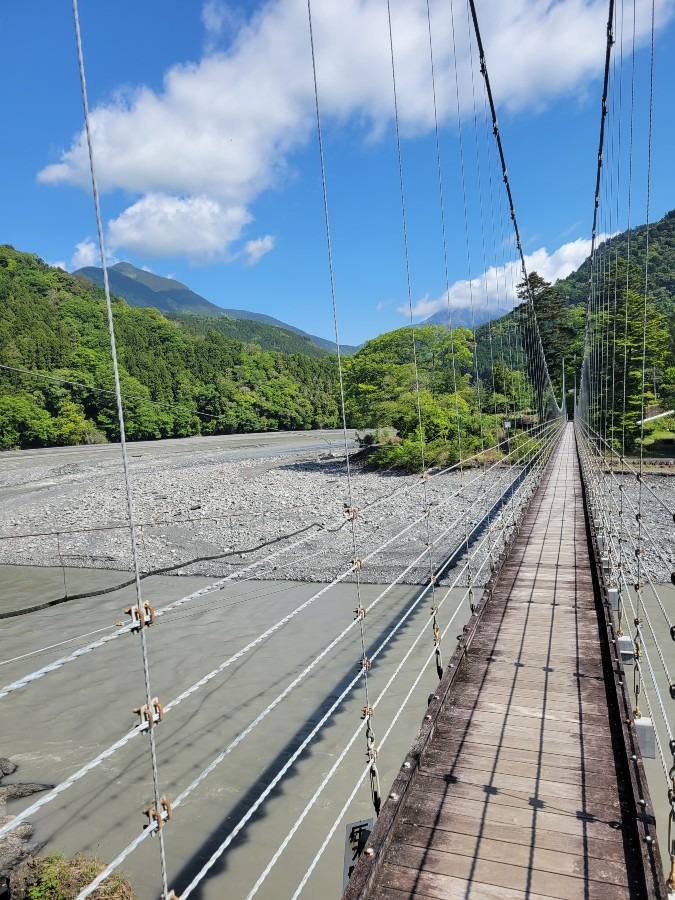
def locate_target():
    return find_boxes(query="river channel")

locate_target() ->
[1,565,465,899]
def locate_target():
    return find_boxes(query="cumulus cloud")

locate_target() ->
[39,0,672,262]
[239,234,276,266]
[70,238,98,270]
[106,193,252,260]
[404,233,613,319]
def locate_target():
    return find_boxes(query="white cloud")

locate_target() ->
[239,234,275,266]
[202,0,228,36]
[106,193,252,260]
[50,260,67,271]
[39,0,672,262]
[68,237,119,271]
[403,233,613,319]
[70,238,98,270]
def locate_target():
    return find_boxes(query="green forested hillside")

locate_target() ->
[557,210,675,318]
[77,261,359,355]
[169,313,329,358]
[0,246,339,449]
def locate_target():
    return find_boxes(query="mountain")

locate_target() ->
[421,305,511,330]
[168,313,328,358]
[74,262,359,355]
[0,246,340,449]
[555,208,675,325]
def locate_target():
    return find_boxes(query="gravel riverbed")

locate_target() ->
[2,433,672,588]
[0,433,528,588]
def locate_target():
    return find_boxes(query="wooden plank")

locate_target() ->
[371,871,553,900]
[423,749,620,790]
[398,798,628,859]
[400,792,629,844]
[422,739,619,776]
[414,771,622,817]
[438,706,613,738]
[379,847,631,899]
[390,824,631,886]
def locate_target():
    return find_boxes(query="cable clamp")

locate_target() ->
[143,796,172,830]
[344,504,359,521]
[125,601,156,632]
[360,657,372,672]
[429,573,437,585]
[361,705,374,720]
[420,472,429,482]
[354,605,367,621]
[351,557,364,570]
[366,745,379,762]
[163,892,180,900]
[134,697,164,731]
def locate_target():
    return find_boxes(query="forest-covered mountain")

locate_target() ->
[556,209,675,324]
[0,246,339,449]
[75,262,359,355]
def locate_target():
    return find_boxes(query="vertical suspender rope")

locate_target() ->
[449,0,479,610]
[70,3,170,895]
[424,0,461,679]
[305,0,381,817]
[385,0,443,682]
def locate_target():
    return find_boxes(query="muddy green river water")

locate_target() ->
[1,565,462,899]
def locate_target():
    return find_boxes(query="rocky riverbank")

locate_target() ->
[3,434,673,589]
[0,758,50,899]
[0,436,530,587]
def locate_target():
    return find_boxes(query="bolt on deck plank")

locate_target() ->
[344,424,663,900]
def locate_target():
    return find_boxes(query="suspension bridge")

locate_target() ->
[1,0,673,898]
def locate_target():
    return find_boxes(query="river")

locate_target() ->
[1,565,465,899]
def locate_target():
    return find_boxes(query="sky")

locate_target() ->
[1,0,674,346]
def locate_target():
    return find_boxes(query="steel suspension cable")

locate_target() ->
[70,3,169,892]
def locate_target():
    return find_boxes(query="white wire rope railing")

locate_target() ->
[72,421,562,899]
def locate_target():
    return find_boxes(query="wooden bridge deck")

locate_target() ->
[345,424,662,899]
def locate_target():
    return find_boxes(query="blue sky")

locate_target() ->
[1,0,673,346]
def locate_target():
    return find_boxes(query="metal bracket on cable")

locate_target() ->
[354,605,367,620]
[366,724,381,816]
[125,601,156,631]
[134,697,164,731]
[143,796,172,831]
[343,504,359,521]
[351,557,364,570]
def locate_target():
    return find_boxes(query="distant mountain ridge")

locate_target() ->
[74,262,359,355]
[421,305,510,329]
